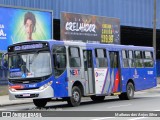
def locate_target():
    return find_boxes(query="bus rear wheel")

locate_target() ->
[67,86,81,107]
[119,82,134,100]
[90,96,105,102]
[118,93,125,100]
[33,99,48,107]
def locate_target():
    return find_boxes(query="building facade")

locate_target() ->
[0,0,160,77]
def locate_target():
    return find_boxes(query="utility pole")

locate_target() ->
[153,0,156,58]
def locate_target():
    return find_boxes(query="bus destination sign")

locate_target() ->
[14,43,43,51]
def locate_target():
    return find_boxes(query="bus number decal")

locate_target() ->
[148,71,153,75]
[133,69,139,78]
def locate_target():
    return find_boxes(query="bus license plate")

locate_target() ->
[23,94,30,97]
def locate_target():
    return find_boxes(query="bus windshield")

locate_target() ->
[8,51,52,79]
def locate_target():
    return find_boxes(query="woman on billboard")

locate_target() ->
[24,12,36,41]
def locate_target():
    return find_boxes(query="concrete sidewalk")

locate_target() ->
[0,84,160,107]
[0,95,32,107]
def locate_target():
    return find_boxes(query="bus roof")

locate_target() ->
[9,39,154,51]
[48,40,154,51]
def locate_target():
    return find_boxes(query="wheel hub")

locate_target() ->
[73,91,79,102]
[128,86,133,96]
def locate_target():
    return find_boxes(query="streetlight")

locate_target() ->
[153,0,156,58]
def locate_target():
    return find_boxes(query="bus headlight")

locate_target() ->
[39,81,53,90]
[9,85,24,92]
[9,87,16,92]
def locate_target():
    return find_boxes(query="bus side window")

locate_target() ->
[135,51,143,68]
[95,49,107,68]
[143,51,153,67]
[83,51,87,70]
[69,47,81,67]
[53,46,66,77]
[122,50,129,68]
[128,50,134,68]
[109,52,118,68]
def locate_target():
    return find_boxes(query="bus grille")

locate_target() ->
[8,75,51,84]
[9,78,42,84]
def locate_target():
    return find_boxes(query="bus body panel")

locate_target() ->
[94,68,109,94]
[53,70,68,97]
[7,40,157,101]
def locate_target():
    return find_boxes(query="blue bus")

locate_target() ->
[5,40,157,107]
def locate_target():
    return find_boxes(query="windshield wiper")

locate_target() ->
[29,53,38,64]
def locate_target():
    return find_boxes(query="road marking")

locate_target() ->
[145,95,160,97]
[107,104,132,109]
[153,110,160,111]
[128,117,148,120]
[91,117,115,120]
[136,92,147,94]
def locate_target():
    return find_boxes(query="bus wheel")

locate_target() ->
[90,96,105,102]
[126,82,134,100]
[118,93,125,100]
[119,82,134,100]
[33,99,47,107]
[67,86,81,107]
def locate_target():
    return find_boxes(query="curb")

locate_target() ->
[0,101,33,107]
[156,84,160,88]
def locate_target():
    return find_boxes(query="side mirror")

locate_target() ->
[1,53,8,69]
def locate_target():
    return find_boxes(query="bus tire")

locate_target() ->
[90,96,105,102]
[67,86,81,107]
[118,93,125,100]
[125,82,134,100]
[33,99,47,107]
[119,82,134,100]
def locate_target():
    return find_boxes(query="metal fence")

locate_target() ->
[0,68,8,85]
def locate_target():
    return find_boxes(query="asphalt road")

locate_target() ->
[0,87,160,120]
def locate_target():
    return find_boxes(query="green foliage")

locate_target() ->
[0,85,8,96]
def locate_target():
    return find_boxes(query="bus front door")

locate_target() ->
[108,51,121,94]
[83,50,95,94]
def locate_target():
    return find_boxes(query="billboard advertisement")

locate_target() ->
[0,6,53,51]
[61,12,120,44]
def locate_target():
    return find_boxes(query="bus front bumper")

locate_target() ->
[9,86,54,100]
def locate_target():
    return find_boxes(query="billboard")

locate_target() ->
[61,12,120,44]
[0,6,53,51]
